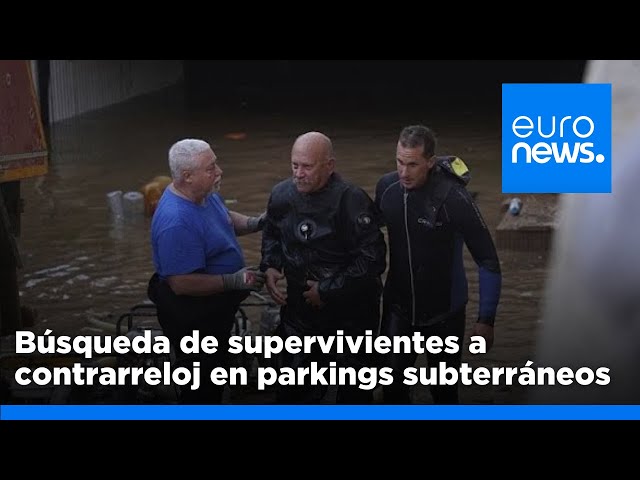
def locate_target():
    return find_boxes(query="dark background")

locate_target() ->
[183,60,588,112]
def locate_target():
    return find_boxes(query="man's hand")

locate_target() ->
[221,267,266,292]
[265,267,287,305]
[471,323,494,351]
[303,280,325,308]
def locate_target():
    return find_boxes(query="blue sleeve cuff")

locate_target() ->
[478,267,501,321]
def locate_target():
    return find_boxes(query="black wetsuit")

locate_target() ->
[375,157,502,404]
[260,173,387,404]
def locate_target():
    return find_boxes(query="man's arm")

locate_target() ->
[317,188,387,304]
[167,269,265,296]
[167,273,225,296]
[156,226,264,296]
[229,210,265,236]
[259,192,288,305]
[450,187,502,327]
[448,187,501,350]
[373,174,393,228]
[259,193,284,273]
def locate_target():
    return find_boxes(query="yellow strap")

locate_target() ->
[451,157,469,177]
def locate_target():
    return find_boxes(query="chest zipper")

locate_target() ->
[403,191,416,325]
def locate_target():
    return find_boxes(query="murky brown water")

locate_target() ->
[14,86,551,404]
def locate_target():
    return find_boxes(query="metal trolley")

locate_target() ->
[112,291,280,404]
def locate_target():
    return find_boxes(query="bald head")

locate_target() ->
[291,131,335,193]
[292,131,334,159]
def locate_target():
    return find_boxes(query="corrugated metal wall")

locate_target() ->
[47,60,183,124]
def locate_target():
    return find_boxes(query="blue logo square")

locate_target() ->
[502,83,611,193]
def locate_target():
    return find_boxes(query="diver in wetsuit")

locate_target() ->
[375,125,502,404]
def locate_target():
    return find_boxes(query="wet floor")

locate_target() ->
[13,84,553,404]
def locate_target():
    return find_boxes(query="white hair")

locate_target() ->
[168,139,212,181]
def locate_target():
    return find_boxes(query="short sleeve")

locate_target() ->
[156,226,206,276]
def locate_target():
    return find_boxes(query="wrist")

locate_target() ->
[477,316,495,327]
[247,212,266,232]
[221,273,233,290]
[246,216,260,232]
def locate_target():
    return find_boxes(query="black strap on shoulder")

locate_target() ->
[421,156,471,226]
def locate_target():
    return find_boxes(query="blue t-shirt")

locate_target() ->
[151,188,245,279]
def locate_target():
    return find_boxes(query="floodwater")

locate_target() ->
[13,85,551,404]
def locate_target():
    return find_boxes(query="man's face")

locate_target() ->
[188,149,223,196]
[291,148,333,193]
[396,142,435,190]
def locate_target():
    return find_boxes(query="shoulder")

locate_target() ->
[153,191,201,233]
[443,178,475,210]
[376,171,400,201]
[377,171,399,187]
[153,190,182,224]
[270,178,295,198]
[330,175,374,208]
[340,176,370,198]
[436,156,471,187]
[266,178,296,215]
[207,192,227,208]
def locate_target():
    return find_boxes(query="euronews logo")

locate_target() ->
[502,84,611,193]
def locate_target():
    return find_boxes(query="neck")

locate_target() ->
[171,183,205,205]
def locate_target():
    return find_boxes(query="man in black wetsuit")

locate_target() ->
[375,125,502,404]
[260,131,387,404]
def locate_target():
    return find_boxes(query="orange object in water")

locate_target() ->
[141,175,172,217]
[224,132,247,140]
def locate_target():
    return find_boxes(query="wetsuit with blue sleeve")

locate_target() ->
[375,156,502,404]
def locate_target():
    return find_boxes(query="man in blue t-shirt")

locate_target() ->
[148,138,266,404]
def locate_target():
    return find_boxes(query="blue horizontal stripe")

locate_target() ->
[3,404,640,421]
